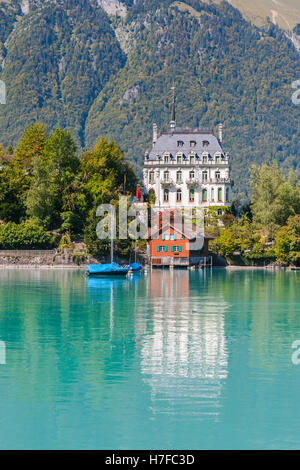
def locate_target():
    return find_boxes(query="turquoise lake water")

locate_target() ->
[0,268,300,450]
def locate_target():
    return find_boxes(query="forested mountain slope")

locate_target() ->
[0,0,299,197]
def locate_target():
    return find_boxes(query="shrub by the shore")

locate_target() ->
[0,220,54,250]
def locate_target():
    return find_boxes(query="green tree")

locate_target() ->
[0,159,29,222]
[25,155,56,228]
[80,136,137,206]
[250,163,296,239]
[213,229,237,256]
[14,123,47,170]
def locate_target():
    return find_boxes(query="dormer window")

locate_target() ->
[215,154,221,163]
[177,141,184,147]
[190,155,195,164]
[177,154,182,164]
[190,141,196,147]
[203,140,209,148]
[164,154,169,163]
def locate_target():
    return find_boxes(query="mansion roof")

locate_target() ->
[147,128,224,161]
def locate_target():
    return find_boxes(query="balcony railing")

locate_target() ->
[144,159,229,166]
[155,177,232,186]
[186,178,199,187]
[160,178,174,187]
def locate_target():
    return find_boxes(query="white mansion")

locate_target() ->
[143,117,233,210]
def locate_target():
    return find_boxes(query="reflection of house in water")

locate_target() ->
[137,270,229,417]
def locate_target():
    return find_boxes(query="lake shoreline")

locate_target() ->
[0,264,295,271]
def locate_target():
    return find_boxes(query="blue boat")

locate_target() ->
[87,262,129,277]
[128,262,143,272]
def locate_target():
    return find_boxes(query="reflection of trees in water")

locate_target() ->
[136,270,229,416]
[0,270,139,407]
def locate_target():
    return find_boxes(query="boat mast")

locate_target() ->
[111,223,114,264]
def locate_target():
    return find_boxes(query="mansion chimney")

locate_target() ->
[170,86,176,130]
[218,123,223,143]
[153,123,158,145]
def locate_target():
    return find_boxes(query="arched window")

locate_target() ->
[218,188,222,202]
[211,188,215,201]
[226,187,230,202]
[149,171,154,184]
[189,170,195,180]
[176,170,182,183]
[164,170,169,182]
[189,189,195,202]
[164,188,169,202]
[202,189,208,202]
[176,189,182,202]
[202,171,208,182]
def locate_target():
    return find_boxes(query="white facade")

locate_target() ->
[143,123,232,210]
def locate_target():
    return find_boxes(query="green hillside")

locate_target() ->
[85,0,300,198]
[0,0,300,199]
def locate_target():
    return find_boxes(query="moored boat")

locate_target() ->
[87,262,129,276]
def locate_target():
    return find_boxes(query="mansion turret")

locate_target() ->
[143,117,233,210]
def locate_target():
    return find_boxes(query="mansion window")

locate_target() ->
[189,189,195,203]
[164,189,169,202]
[226,187,230,202]
[218,188,222,202]
[149,171,154,183]
[177,154,182,164]
[211,188,215,201]
[190,141,196,147]
[203,140,209,148]
[202,155,207,163]
[216,171,221,180]
[164,170,169,182]
[176,189,182,202]
[189,170,195,180]
[215,155,221,163]
[202,171,208,182]
[164,154,169,163]
[190,155,195,164]
[202,189,208,202]
[177,141,184,147]
[177,170,182,183]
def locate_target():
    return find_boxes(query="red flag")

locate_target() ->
[136,185,141,201]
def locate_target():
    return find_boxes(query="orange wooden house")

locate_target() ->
[147,213,213,268]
